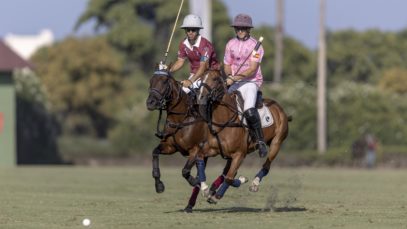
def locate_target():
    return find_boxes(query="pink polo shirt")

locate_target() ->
[224,36,264,87]
[177,36,219,74]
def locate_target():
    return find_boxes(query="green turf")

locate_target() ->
[0,166,406,229]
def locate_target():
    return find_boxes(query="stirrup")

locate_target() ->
[257,141,268,158]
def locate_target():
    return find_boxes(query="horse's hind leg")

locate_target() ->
[249,140,282,192]
[184,186,200,213]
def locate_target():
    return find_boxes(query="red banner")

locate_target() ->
[0,112,4,134]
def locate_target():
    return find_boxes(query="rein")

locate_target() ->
[199,74,246,159]
[151,72,202,140]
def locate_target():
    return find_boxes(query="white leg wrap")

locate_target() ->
[238,176,248,184]
[200,182,208,192]
[200,182,209,197]
[252,177,260,186]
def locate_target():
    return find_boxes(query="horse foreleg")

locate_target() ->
[182,155,198,187]
[184,157,209,213]
[250,141,282,192]
[152,146,165,193]
[209,158,231,195]
[196,156,210,197]
[210,153,246,203]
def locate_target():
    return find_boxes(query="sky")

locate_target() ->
[223,0,407,48]
[1,0,407,49]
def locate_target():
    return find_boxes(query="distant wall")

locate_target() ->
[0,72,16,166]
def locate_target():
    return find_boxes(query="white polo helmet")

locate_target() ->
[180,14,203,29]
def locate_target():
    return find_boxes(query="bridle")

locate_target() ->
[199,75,226,105]
[149,70,174,110]
[149,70,200,139]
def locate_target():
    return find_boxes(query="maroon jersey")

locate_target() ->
[177,36,219,74]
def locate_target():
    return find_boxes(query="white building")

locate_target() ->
[4,29,54,60]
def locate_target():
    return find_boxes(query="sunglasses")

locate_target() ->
[185,28,199,32]
[234,27,250,32]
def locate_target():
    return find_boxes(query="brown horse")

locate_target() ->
[146,68,231,212]
[195,69,290,203]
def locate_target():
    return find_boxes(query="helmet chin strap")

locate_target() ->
[236,34,250,41]
[188,33,200,45]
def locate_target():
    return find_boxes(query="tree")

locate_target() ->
[75,0,233,75]
[252,26,315,84]
[327,29,407,86]
[379,67,407,95]
[30,36,125,138]
[14,69,62,164]
[75,0,177,73]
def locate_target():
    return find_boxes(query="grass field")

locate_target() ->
[1,165,407,229]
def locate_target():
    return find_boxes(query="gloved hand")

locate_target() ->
[226,75,235,86]
[181,79,193,88]
[159,62,168,70]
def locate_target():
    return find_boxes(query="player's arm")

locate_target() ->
[170,58,185,73]
[189,59,208,83]
[233,61,259,81]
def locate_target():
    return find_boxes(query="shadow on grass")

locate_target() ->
[166,206,307,213]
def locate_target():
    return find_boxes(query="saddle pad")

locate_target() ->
[237,100,274,128]
[258,106,274,128]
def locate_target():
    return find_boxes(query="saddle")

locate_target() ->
[255,91,263,109]
[233,91,274,128]
[233,90,264,110]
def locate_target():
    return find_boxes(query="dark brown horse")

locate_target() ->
[146,68,231,212]
[196,69,290,203]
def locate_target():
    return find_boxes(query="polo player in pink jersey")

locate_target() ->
[170,14,219,93]
[224,13,268,158]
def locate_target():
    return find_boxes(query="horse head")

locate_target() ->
[146,68,177,111]
[197,70,227,106]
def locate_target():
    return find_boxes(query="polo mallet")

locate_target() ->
[234,36,264,76]
[162,0,184,65]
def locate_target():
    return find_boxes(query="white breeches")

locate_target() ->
[228,81,259,111]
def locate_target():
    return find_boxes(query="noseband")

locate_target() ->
[199,76,226,103]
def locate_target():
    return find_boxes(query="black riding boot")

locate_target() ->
[244,108,268,157]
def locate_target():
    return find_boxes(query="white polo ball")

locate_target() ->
[82,218,91,226]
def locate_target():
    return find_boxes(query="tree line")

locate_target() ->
[23,0,407,158]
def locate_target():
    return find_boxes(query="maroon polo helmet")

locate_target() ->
[231,13,253,28]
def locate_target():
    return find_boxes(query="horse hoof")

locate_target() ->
[207,196,217,205]
[249,185,259,192]
[184,205,193,213]
[155,181,165,193]
[202,188,210,198]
